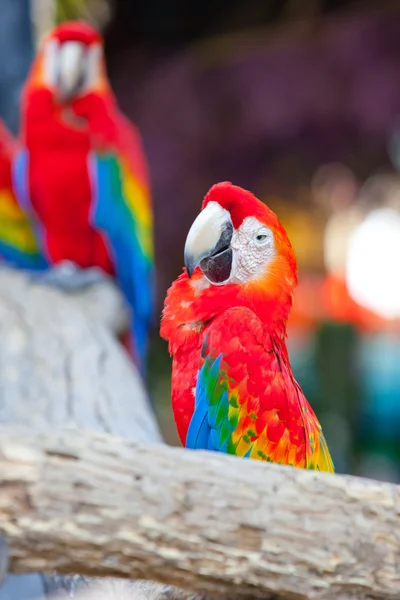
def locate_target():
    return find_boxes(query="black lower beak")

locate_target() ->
[200,246,233,284]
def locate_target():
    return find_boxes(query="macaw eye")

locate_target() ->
[255,233,268,243]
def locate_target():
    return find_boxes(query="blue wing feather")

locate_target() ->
[12,149,31,214]
[186,353,233,452]
[89,151,155,371]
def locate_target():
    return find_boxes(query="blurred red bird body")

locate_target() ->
[161,182,334,471]
[24,85,113,271]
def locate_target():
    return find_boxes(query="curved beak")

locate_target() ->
[184,201,233,284]
[56,41,86,101]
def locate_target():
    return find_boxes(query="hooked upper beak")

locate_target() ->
[56,41,86,102]
[184,201,233,284]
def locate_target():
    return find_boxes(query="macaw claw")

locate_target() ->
[29,260,110,292]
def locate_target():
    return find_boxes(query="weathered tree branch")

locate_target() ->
[0,267,160,443]
[0,427,399,600]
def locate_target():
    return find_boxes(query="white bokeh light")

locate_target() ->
[346,208,400,319]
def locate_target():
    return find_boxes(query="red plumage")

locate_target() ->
[23,86,115,272]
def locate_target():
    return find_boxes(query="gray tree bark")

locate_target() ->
[0,428,399,600]
[0,268,188,599]
[0,267,158,442]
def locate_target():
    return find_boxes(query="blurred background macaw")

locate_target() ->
[0,0,400,481]
[0,16,155,375]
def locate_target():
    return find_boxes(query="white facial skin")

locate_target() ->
[43,39,103,98]
[229,216,275,284]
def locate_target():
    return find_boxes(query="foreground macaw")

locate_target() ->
[12,21,154,371]
[161,182,334,471]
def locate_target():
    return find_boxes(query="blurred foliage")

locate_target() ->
[288,322,360,475]
[56,0,87,21]
[55,0,111,26]
[313,322,360,473]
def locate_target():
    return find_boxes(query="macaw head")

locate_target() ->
[27,20,109,102]
[184,182,297,291]
[162,182,297,350]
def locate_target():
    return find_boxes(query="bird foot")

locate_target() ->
[0,536,8,584]
[29,261,110,292]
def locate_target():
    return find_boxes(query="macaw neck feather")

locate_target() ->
[161,268,295,354]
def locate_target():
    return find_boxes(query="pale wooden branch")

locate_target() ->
[0,427,399,600]
[0,267,160,443]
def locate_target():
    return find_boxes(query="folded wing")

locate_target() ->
[89,127,154,368]
[187,306,334,472]
[0,120,46,270]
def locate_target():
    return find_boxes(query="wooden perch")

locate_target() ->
[0,427,399,600]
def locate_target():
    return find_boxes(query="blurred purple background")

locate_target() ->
[105,5,400,299]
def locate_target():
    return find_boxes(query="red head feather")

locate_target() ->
[25,20,108,97]
[203,181,270,228]
[49,21,102,46]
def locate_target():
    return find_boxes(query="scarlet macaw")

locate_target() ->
[11,21,154,371]
[161,182,334,471]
